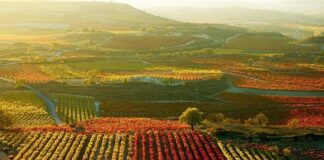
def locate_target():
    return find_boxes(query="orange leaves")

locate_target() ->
[77,118,190,133]
[0,64,54,83]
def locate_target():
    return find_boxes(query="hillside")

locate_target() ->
[147,7,324,25]
[0,1,177,30]
[147,7,324,39]
[224,32,320,52]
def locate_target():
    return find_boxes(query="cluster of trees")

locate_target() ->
[179,108,269,130]
[209,112,269,126]
[0,110,13,129]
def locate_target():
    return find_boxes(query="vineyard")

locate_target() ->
[95,68,222,84]
[0,91,54,128]
[102,35,195,50]
[36,63,222,84]
[0,131,132,160]
[37,64,85,79]
[133,131,226,160]
[0,1,323,160]
[0,129,285,160]
[77,118,190,133]
[218,141,280,160]
[265,96,324,127]
[232,71,324,91]
[0,64,54,83]
[193,57,324,91]
[53,93,97,124]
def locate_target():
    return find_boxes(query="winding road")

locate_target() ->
[0,76,63,124]
[25,85,63,124]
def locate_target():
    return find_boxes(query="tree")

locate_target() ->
[223,118,241,125]
[209,113,225,123]
[288,119,300,127]
[86,70,99,79]
[0,110,13,129]
[283,147,292,157]
[269,146,279,154]
[255,113,269,126]
[314,56,323,64]
[245,113,268,126]
[14,80,25,89]
[179,108,203,130]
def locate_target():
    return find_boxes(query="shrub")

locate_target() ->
[0,110,13,129]
[288,119,300,127]
[283,147,292,157]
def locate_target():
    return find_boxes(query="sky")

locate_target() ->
[4,0,323,12]
[107,0,323,12]
[114,0,278,8]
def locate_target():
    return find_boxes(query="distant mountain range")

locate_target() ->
[147,7,324,25]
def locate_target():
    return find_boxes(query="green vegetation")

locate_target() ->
[244,113,269,126]
[0,110,13,129]
[0,1,322,159]
[225,32,320,52]
[66,60,153,71]
[53,93,97,124]
[304,36,324,44]
[179,107,203,130]
[0,91,54,128]
[102,35,195,50]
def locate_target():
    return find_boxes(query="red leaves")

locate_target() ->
[266,96,324,127]
[77,118,190,133]
[0,64,54,83]
[133,131,225,160]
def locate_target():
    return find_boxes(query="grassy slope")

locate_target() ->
[225,32,320,52]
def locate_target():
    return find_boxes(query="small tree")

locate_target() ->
[0,110,13,129]
[283,147,292,157]
[288,119,300,127]
[255,113,268,126]
[15,80,25,89]
[210,113,225,123]
[179,108,203,130]
[269,146,280,154]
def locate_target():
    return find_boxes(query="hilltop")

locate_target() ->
[0,1,177,30]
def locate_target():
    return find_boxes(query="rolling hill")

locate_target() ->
[147,7,324,39]
[0,1,177,30]
[147,7,324,25]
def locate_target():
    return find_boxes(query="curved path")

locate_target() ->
[25,85,62,124]
[47,48,80,61]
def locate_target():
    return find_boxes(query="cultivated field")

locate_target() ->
[0,1,323,160]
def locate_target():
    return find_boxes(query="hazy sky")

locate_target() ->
[114,0,278,8]
[108,0,323,12]
[5,0,323,12]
